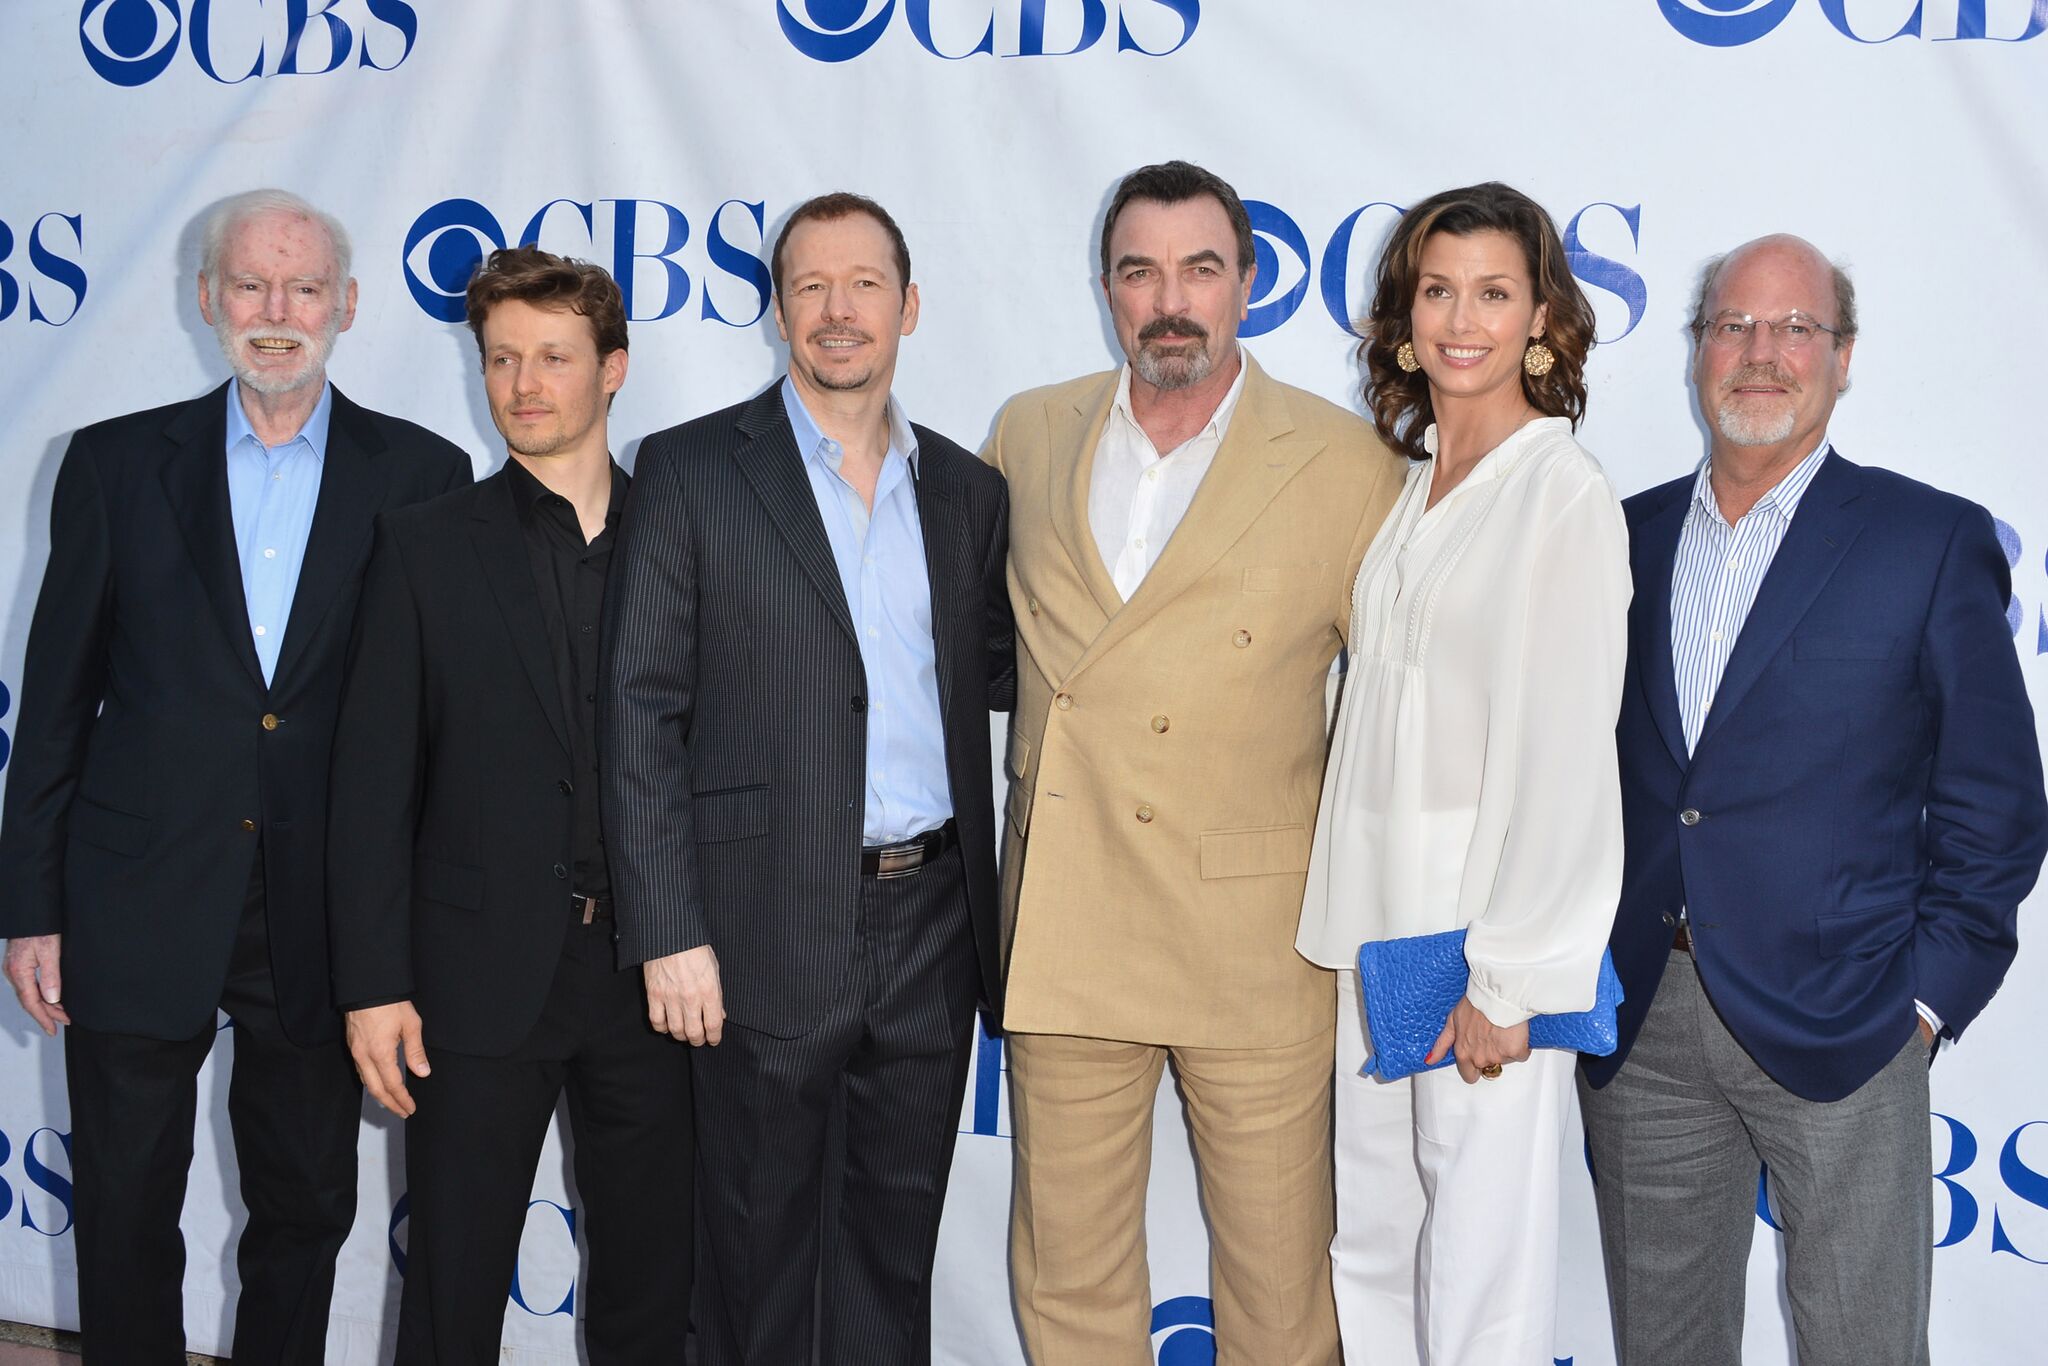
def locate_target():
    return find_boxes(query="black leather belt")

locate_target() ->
[861,820,957,879]
[573,892,611,924]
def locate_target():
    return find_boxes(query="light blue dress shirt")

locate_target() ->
[224,379,329,686]
[781,376,951,845]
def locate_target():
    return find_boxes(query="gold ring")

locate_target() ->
[1479,1063,1503,1079]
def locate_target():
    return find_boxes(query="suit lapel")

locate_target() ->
[1046,377,1124,620]
[469,472,573,757]
[734,384,857,644]
[911,444,961,732]
[1066,359,1322,685]
[1632,490,1690,770]
[273,388,389,690]
[159,384,264,690]
[1695,454,1865,754]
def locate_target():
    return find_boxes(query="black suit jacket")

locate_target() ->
[600,383,1013,1039]
[327,468,620,1057]
[0,382,472,1045]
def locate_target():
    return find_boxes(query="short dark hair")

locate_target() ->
[1360,182,1597,462]
[1099,160,1255,281]
[464,244,628,362]
[771,192,912,297]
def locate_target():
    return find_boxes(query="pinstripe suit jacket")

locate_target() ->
[600,382,1013,1039]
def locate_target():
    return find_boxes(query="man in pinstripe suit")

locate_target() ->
[600,192,1013,1366]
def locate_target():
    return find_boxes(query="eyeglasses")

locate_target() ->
[1694,311,1842,350]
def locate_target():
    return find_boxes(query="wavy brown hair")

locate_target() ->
[465,244,628,363]
[1360,182,1595,462]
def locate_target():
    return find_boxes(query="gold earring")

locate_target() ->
[1522,339,1556,378]
[1395,340,1420,373]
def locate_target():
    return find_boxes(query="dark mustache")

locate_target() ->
[1724,363,1799,392]
[1139,316,1208,344]
[809,328,874,345]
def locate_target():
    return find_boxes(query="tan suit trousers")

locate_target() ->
[1007,1023,1339,1366]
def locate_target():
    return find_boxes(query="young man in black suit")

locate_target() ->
[327,246,691,1363]
[0,188,472,1362]
[600,193,1012,1364]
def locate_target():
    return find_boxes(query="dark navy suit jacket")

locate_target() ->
[1582,451,2048,1102]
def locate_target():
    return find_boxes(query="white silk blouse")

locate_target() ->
[1296,416,1631,1028]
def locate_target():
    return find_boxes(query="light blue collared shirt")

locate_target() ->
[782,376,951,845]
[224,379,330,686]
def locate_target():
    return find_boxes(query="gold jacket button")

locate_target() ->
[1151,715,1170,733]
[1232,629,1252,648]
[260,713,280,731]
[1028,597,1041,616]
[240,818,256,832]
[1054,692,1073,710]
[1135,804,1154,823]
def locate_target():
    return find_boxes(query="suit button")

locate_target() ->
[1135,804,1154,823]
[1054,692,1073,710]
[1679,808,1702,826]
[1151,715,1169,733]
[552,863,568,879]
[1661,911,1676,927]
[851,695,867,713]
[1232,629,1252,648]
[558,780,574,796]
[260,713,280,731]
[240,818,256,833]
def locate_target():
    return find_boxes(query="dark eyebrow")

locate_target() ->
[1113,253,1158,274]
[1181,249,1227,269]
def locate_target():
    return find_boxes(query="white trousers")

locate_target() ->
[1331,968,1575,1366]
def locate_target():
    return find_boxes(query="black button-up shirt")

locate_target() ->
[503,457,627,904]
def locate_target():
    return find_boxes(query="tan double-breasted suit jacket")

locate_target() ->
[986,356,1405,1049]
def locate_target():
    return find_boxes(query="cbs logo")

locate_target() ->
[402,198,773,328]
[0,217,87,328]
[78,0,418,87]
[775,0,1198,62]
[1657,0,2044,47]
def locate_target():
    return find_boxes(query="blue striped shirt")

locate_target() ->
[1669,436,1832,753]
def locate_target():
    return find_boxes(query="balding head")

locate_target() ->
[1690,234,1856,343]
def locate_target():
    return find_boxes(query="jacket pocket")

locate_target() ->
[1815,900,1915,960]
[413,856,484,910]
[67,796,151,858]
[1795,634,1897,661]
[1199,824,1311,880]
[694,784,769,843]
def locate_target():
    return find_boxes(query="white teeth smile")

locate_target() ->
[819,339,860,348]
[250,339,298,352]
[1442,347,1487,359]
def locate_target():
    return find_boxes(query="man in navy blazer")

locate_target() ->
[1579,235,2048,1366]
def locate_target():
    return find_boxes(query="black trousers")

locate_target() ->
[396,914,694,1365]
[64,857,360,1365]
[693,847,980,1366]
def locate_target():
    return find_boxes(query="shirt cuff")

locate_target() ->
[1915,999,1945,1038]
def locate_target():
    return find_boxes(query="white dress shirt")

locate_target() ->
[1087,352,1248,598]
[1297,417,1632,1027]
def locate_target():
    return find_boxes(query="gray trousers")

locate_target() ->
[1577,950,1931,1366]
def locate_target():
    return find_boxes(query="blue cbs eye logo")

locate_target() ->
[1240,201,1310,342]
[402,199,505,323]
[79,0,183,86]
[778,0,895,61]
[1661,0,2045,45]
[1655,0,1797,46]
[1150,1296,1214,1365]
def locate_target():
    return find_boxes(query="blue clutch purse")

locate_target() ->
[1353,928,1624,1081]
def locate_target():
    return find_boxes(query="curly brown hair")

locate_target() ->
[464,244,628,364]
[1360,183,1594,462]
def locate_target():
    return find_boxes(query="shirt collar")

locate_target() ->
[502,455,628,530]
[780,374,920,477]
[225,378,332,461]
[1691,431,1834,527]
[1110,344,1249,450]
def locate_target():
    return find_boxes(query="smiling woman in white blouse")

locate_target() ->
[1296,182,1631,1365]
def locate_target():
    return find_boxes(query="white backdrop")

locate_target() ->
[4,2,2048,1361]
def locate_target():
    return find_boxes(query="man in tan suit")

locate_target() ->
[984,161,1405,1365]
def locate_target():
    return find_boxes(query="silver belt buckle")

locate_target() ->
[574,893,597,924]
[872,843,924,879]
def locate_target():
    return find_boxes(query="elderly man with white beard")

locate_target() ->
[0,188,470,1363]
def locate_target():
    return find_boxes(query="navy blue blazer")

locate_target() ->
[1581,451,2047,1102]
